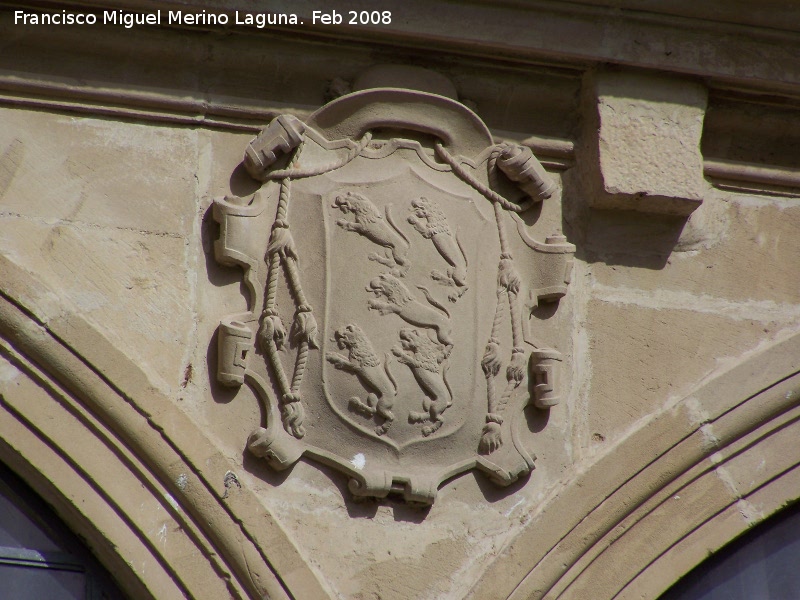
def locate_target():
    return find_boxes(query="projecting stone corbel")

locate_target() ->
[579,69,708,216]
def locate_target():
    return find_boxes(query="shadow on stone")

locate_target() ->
[201,203,246,289]
[229,162,261,198]
[206,327,239,405]
[525,403,551,434]
[582,209,688,270]
[473,469,531,503]
[242,448,293,487]
[531,301,559,321]
[559,163,689,271]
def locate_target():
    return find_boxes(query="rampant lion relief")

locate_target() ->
[327,323,398,436]
[333,191,411,275]
[212,88,575,505]
[408,196,469,302]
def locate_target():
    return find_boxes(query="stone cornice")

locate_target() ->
[4,1,800,195]
[6,0,800,96]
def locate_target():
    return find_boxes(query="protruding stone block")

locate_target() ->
[582,70,708,215]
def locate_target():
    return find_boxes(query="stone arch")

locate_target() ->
[468,330,800,599]
[0,256,330,600]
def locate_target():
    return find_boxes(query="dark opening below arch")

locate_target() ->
[0,462,127,600]
[661,502,800,600]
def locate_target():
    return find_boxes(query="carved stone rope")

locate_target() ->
[436,145,532,455]
[259,133,371,439]
[479,278,506,454]
[434,142,535,213]
[267,132,373,180]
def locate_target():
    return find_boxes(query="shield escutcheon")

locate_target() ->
[213,89,575,505]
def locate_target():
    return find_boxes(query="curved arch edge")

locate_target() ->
[467,330,800,600]
[0,255,331,600]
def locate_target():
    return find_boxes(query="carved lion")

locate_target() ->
[326,324,397,435]
[366,273,453,347]
[392,328,452,436]
[408,197,468,298]
[333,191,410,273]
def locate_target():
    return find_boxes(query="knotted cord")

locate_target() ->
[260,133,371,439]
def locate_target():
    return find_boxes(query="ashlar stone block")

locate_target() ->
[583,70,708,215]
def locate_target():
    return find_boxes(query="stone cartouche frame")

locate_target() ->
[212,87,575,505]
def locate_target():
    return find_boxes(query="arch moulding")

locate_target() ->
[468,327,800,599]
[0,255,332,600]
[2,249,798,600]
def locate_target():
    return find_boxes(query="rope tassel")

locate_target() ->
[282,393,306,439]
[267,221,297,260]
[507,348,527,385]
[481,339,502,377]
[479,414,504,454]
[498,255,521,295]
[292,308,319,349]
[259,310,287,350]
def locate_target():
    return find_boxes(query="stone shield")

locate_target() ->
[213,89,574,504]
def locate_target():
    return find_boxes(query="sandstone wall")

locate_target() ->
[1,4,799,599]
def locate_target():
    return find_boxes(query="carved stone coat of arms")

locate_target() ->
[213,88,574,504]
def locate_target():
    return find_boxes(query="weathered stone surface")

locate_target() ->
[0,108,197,234]
[0,215,192,393]
[590,190,800,305]
[584,300,790,444]
[582,70,708,215]
[0,107,199,393]
[1,4,799,600]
